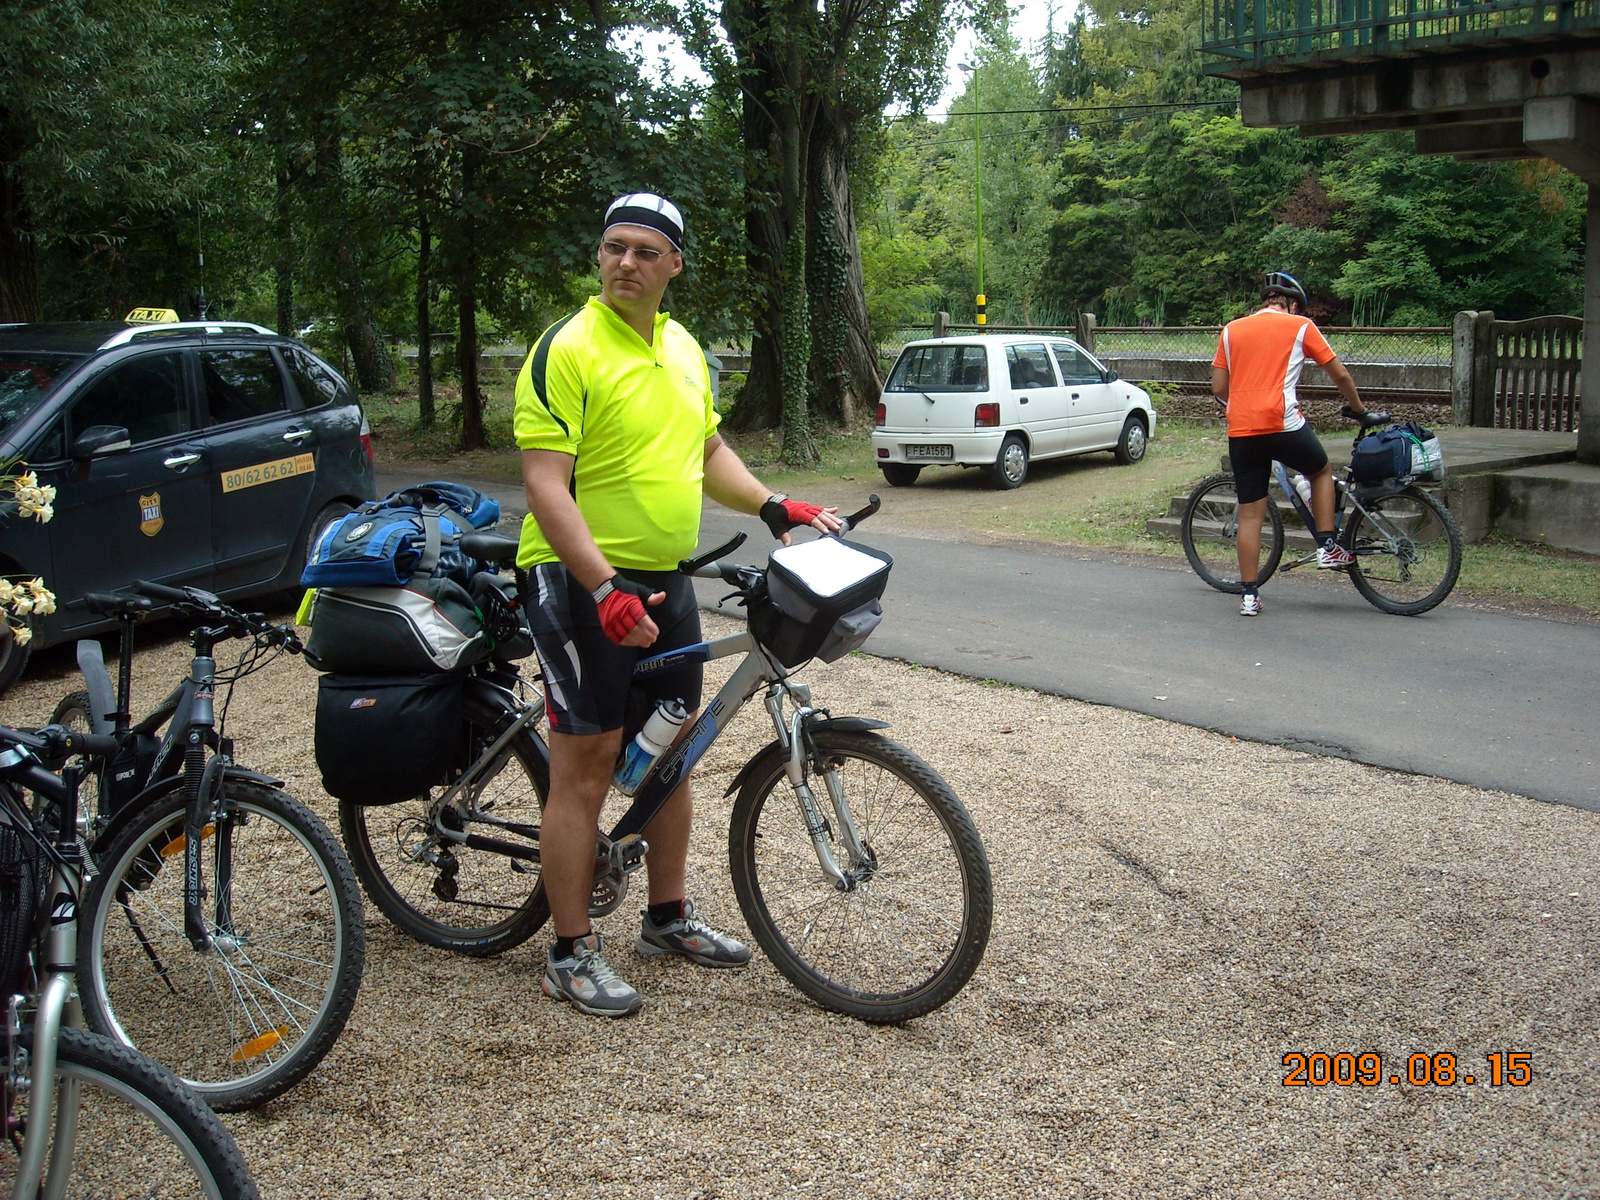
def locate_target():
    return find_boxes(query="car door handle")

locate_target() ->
[282,427,314,443]
[1071,392,1080,400]
[163,452,202,469]
[1019,396,1029,404]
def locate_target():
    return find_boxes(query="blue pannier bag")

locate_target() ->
[301,481,500,589]
[1351,422,1445,486]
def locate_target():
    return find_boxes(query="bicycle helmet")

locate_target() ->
[1262,271,1309,309]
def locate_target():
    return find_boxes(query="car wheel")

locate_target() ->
[1114,414,1148,465]
[881,463,921,488]
[990,434,1028,490]
[291,501,355,591]
[0,620,32,696]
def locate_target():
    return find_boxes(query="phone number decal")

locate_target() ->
[1282,1051,1532,1087]
[221,452,315,494]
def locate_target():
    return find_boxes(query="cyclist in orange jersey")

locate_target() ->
[1211,272,1368,616]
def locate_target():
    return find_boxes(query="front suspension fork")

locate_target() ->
[765,690,869,892]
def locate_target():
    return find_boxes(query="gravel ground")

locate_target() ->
[11,609,1598,1200]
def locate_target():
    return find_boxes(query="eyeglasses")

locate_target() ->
[599,240,673,264]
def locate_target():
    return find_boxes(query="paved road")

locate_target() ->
[379,469,1600,810]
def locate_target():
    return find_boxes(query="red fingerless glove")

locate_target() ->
[592,576,655,645]
[760,496,824,538]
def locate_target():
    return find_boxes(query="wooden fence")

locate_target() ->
[1454,311,1583,431]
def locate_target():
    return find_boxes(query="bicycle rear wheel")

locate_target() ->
[1179,472,1284,593]
[339,693,550,956]
[3,1025,259,1199]
[81,781,365,1113]
[729,730,992,1024]
[1346,486,1463,615]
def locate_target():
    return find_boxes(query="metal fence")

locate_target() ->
[888,323,1451,367]
[1202,0,1600,72]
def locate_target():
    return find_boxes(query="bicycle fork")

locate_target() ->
[764,686,870,892]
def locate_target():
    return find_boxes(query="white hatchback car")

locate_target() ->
[872,336,1156,489]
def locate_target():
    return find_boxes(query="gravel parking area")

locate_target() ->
[12,609,1598,1199]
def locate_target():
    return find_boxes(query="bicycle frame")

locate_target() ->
[1272,460,1417,571]
[431,628,875,893]
[2,751,90,1200]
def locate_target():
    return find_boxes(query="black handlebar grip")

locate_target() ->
[63,731,120,758]
[132,579,191,602]
[840,494,881,533]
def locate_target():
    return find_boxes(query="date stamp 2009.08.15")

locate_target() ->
[1282,1051,1532,1088]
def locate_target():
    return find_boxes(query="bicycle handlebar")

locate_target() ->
[127,580,302,652]
[0,724,120,762]
[678,495,883,583]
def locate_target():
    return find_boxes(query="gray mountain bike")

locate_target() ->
[338,500,994,1023]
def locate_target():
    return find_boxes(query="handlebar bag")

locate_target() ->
[750,538,892,668]
[302,576,494,674]
[314,673,465,806]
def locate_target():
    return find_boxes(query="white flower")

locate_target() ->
[10,594,33,616]
[11,624,31,646]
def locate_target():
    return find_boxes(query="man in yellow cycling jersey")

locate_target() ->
[515,193,841,1017]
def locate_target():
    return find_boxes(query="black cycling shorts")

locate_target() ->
[525,564,703,738]
[1228,425,1329,505]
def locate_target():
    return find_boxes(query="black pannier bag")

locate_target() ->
[749,537,893,668]
[314,674,466,806]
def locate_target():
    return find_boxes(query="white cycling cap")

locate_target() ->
[604,193,684,250]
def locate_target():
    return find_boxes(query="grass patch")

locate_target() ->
[1454,536,1600,617]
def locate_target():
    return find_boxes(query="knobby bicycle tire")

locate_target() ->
[1179,473,1284,594]
[81,782,365,1113]
[1345,486,1463,616]
[339,691,550,957]
[3,1025,260,1199]
[729,730,993,1024]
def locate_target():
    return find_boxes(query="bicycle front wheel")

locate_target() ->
[1180,472,1284,593]
[2,1025,259,1199]
[1346,486,1463,615]
[729,730,992,1024]
[339,694,550,957]
[81,781,365,1113]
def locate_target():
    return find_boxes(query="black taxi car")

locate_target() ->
[0,315,376,688]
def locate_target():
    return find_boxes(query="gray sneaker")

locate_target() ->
[635,899,751,968]
[542,933,643,1017]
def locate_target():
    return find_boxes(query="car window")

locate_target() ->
[202,349,287,424]
[0,353,83,437]
[885,345,989,393]
[1050,343,1104,385]
[68,352,189,445]
[286,347,350,408]
[1006,344,1058,389]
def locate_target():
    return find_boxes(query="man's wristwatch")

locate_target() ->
[591,577,616,605]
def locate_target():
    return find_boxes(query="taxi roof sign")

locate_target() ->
[124,307,181,326]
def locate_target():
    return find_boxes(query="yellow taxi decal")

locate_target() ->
[124,307,181,325]
[138,492,164,537]
[221,453,315,494]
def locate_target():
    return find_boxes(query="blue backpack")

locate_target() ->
[301,481,502,589]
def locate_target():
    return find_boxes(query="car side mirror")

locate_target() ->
[71,425,132,459]
[1103,369,1119,383]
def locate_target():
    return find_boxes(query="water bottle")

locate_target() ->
[613,699,689,796]
[1292,473,1312,508]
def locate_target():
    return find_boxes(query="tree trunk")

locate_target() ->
[0,163,40,323]
[809,111,882,423]
[274,157,294,335]
[456,148,485,452]
[416,175,434,429]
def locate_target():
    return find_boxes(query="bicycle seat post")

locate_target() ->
[114,611,138,738]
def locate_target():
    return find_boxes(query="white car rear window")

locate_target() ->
[887,345,989,392]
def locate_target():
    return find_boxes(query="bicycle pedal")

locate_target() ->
[608,833,649,875]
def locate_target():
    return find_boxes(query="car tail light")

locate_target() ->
[359,412,374,465]
[875,403,886,427]
[974,402,999,427]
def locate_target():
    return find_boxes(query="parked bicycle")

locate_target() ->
[0,722,260,1199]
[1179,411,1464,616]
[47,582,365,1112]
[333,499,994,1023]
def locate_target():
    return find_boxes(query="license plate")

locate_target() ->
[904,445,953,462]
